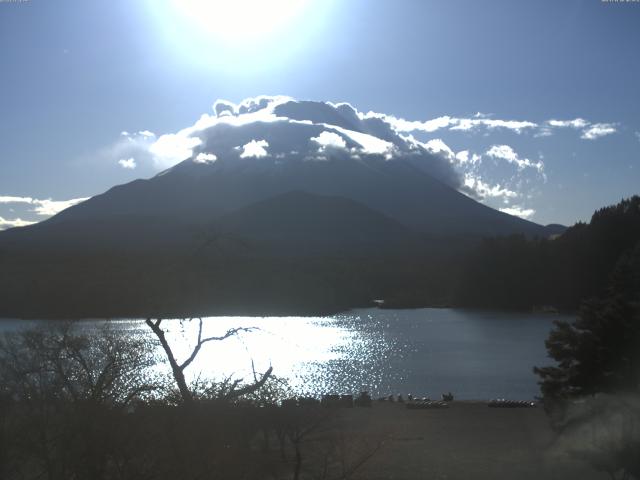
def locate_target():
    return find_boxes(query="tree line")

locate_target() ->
[455,196,640,311]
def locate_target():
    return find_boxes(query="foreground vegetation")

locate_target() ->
[0,322,609,480]
[0,323,385,480]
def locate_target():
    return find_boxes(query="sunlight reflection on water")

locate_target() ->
[109,315,393,397]
[0,308,565,400]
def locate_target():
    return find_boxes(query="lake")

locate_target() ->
[0,308,568,400]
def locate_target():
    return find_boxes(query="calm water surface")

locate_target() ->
[0,308,569,400]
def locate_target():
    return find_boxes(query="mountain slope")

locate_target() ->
[39,155,549,243]
[211,190,428,257]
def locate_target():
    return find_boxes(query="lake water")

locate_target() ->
[0,308,568,400]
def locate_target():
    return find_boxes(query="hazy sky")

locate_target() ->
[1,0,639,228]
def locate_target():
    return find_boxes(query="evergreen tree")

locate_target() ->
[535,242,640,402]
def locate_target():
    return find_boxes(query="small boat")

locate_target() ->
[406,400,449,410]
[488,399,536,408]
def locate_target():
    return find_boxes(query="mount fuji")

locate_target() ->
[0,97,563,317]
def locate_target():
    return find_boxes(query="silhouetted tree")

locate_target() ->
[535,243,640,480]
[0,323,158,480]
[535,242,640,403]
[0,322,157,407]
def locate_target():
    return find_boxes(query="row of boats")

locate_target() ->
[280,393,537,409]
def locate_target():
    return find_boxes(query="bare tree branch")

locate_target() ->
[146,318,194,404]
[146,317,265,405]
[223,366,273,400]
[179,320,254,371]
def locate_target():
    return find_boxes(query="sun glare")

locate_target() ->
[170,0,309,43]
[150,0,333,72]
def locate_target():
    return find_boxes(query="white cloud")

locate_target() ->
[454,150,481,165]
[581,123,617,140]
[421,139,472,167]
[194,152,218,164]
[380,115,456,133]
[311,131,347,151]
[543,119,616,140]
[451,118,538,134]
[209,95,293,120]
[367,109,618,141]
[0,195,88,217]
[0,196,34,204]
[121,130,155,138]
[374,112,537,135]
[538,118,621,140]
[455,150,469,164]
[0,216,35,230]
[464,175,518,201]
[420,116,456,132]
[239,139,269,158]
[118,157,137,169]
[486,145,544,173]
[423,139,455,160]
[106,131,157,170]
[329,126,394,156]
[31,198,89,216]
[111,97,620,188]
[149,133,202,168]
[547,118,589,129]
[499,206,536,219]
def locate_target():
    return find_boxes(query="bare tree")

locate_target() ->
[145,317,273,405]
[0,323,159,480]
[0,323,157,407]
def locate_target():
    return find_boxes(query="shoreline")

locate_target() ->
[0,303,577,322]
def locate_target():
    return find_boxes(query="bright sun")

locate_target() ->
[170,0,310,44]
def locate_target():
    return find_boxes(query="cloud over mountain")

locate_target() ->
[2,98,626,229]
[136,95,465,191]
[485,145,544,173]
[0,195,88,216]
[0,195,89,230]
[0,216,35,229]
[499,206,536,219]
[118,158,137,169]
[98,96,625,223]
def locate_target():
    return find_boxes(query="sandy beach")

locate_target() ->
[326,401,605,480]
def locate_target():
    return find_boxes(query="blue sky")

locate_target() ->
[1,0,639,228]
